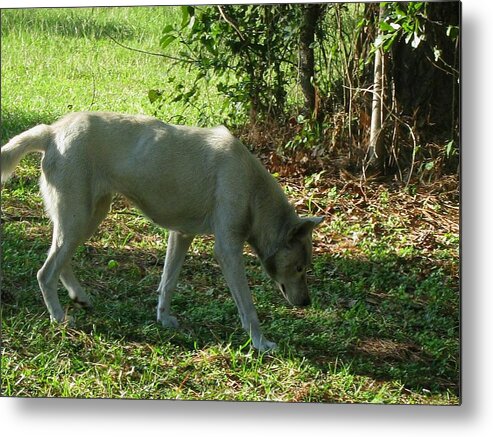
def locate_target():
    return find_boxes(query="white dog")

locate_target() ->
[1,112,322,351]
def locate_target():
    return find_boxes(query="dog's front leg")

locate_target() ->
[157,231,194,328]
[214,238,277,352]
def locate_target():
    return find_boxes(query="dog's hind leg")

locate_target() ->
[60,265,92,308]
[37,220,89,323]
[59,194,112,308]
[38,174,110,322]
[157,231,194,329]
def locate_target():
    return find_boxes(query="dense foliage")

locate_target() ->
[151,2,460,180]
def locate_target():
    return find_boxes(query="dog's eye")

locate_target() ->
[296,266,304,273]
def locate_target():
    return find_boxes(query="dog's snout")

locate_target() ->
[299,296,311,307]
[291,294,311,307]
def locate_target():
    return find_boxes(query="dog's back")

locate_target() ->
[76,112,263,234]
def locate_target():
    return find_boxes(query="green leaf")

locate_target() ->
[356,18,367,29]
[180,5,194,28]
[160,34,177,49]
[379,21,395,33]
[425,161,434,171]
[162,24,174,34]
[148,89,162,104]
[383,33,397,51]
[107,259,119,269]
[394,4,406,19]
[445,140,455,157]
[412,2,424,12]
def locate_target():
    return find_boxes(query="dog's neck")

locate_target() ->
[247,179,298,262]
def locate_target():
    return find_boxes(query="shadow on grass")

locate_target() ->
[1,217,460,396]
[300,254,459,394]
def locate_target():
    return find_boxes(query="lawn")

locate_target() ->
[0,6,460,403]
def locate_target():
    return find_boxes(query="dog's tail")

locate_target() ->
[1,124,53,185]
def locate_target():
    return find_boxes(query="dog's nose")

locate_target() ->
[299,296,311,307]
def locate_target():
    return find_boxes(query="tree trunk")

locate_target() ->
[368,6,385,171]
[299,4,321,116]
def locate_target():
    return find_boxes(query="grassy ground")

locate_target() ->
[1,7,460,403]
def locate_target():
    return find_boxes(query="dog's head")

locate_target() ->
[262,216,323,307]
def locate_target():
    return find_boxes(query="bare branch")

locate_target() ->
[104,31,196,64]
[217,5,245,41]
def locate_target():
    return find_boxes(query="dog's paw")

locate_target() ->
[50,313,75,327]
[158,314,179,329]
[254,338,278,353]
[72,295,92,309]
[64,315,76,327]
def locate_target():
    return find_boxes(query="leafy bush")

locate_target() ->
[151,5,310,126]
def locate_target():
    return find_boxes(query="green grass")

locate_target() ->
[1,7,460,404]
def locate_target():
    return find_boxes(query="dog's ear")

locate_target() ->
[288,216,323,242]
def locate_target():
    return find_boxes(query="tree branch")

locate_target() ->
[104,31,196,64]
[217,5,245,41]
